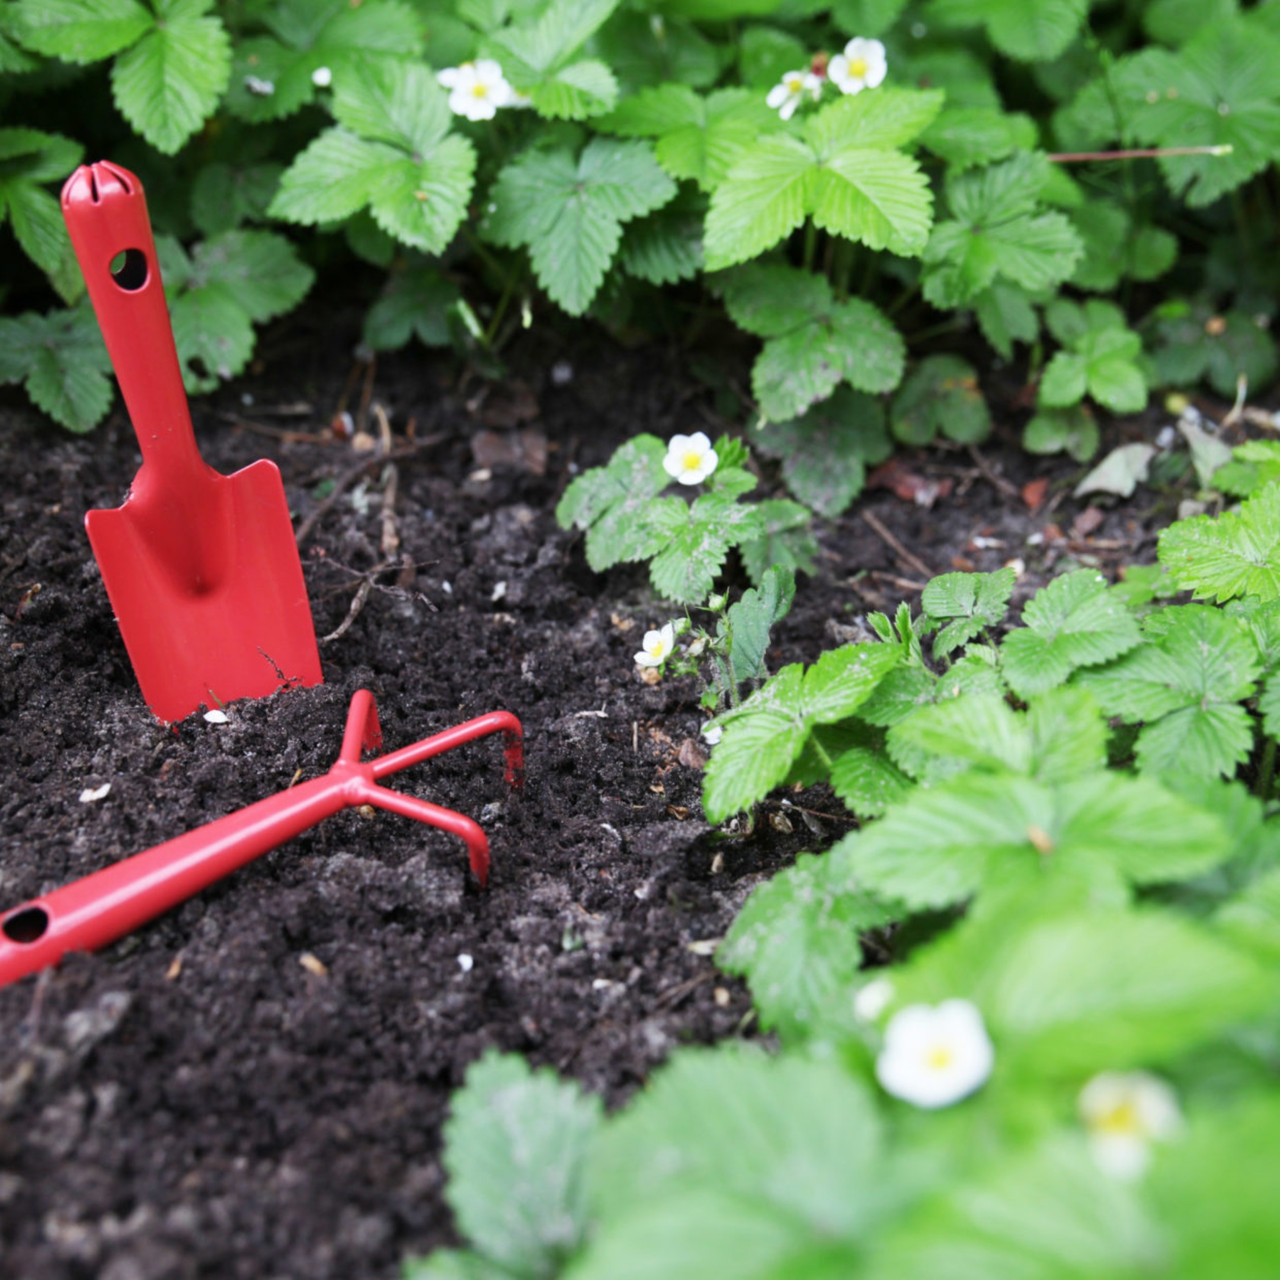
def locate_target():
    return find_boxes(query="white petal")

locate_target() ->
[635,651,662,667]
[766,83,790,109]
[437,67,464,88]
[777,96,799,120]
[1089,1132,1151,1181]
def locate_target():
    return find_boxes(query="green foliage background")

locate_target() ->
[2,0,1279,465]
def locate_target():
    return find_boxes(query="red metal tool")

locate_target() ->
[0,692,523,989]
[62,160,323,723]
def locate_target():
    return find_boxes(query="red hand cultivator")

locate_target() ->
[0,692,523,989]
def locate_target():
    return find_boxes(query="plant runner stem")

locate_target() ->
[1047,145,1233,162]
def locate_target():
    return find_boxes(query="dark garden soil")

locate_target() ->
[0,313,1176,1279]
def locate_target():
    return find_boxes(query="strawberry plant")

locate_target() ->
[407,470,1280,1280]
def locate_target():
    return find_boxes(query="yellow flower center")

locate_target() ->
[925,1044,955,1071]
[472,83,489,98]
[786,75,803,92]
[1093,1100,1143,1136]
[682,450,703,472]
[849,57,868,78]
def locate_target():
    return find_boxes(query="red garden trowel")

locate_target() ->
[0,691,524,988]
[62,161,322,723]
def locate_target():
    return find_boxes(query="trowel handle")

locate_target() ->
[0,773,350,988]
[61,160,208,486]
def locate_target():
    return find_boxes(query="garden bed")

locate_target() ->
[0,320,1166,1279]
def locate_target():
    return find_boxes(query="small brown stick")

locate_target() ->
[321,457,404,643]
[379,462,400,560]
[862,510,936,580]
[354,357,377,437]
[294,435,445,548]
[867,569,929,593]
[320,574,377,644]
[966,445,1021,501]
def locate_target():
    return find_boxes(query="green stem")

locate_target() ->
[832,238,855,300]
[1257,737,1276,801]
[484,271,517,346]
[802,219,817,272]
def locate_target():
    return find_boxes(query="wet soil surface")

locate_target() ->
[0,321,1171,1279]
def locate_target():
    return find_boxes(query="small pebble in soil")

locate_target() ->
[79,783,111,803]
[551,360,574,385]
[203,709,229,725]
[299,953,328,977]
[457,954,473,973]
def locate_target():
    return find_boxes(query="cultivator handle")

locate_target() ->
[0,692,523,989]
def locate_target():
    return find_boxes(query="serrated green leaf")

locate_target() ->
[891,354,990,446]
[619,195,703,285]
[528,58,618,120]
[719,853,894,1041]
[1001,569,1143,698]
[1215,866,1280,964]
[1027,686,1110,784]
[868,1134,1160,1280]
[923,153,1082,307]
[920,105,1037,169]
[705,645,900,820]
[486,138,675,315]
[444,1051,600,1277]
[889,693,1032,775]
[363,263,460,351]
[169,285,254,392]
[0,305,113,433]
[835,770,1231,913]
[109,0,230,154]
[1077,605,1260,779]
[0,128,85,301]
[595,10,718,93]
[489,0,620,118]
[704,90,940,270]
[1159,484,1280,602]
[721,265,905,420]
[587,1047,888,1236]
[183,229,314,324]
[225,0,424,124]
[973,280,1040,359]
[739,499,818,582]
[1070,200,1177,292]
[270,61,475,254]
[1151,303,1278,399]
[923,568,1016,657]
[750,387,891,517]
[190,162,282,236]
[830,737,914,818]
[648,496,764,603]
[555,434,670,570]
[13,0,150,61]
[927,0,1091,61]
[1023,405,1099,462]
[1135,19,1280,207]
[721,565,795,685]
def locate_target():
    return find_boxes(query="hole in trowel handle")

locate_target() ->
[3,907,49,944]
[109,248,148,292]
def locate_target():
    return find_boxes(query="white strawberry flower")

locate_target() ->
[766,69,823,121]
[311,65,332,88]
[828,37,887,95]
[1078,1071,1183,1180]
[437,59,515,121]
[663,432,718,485]
[875,999,994,1108]
[635,623,676,669]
